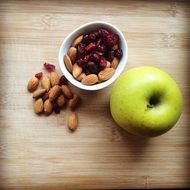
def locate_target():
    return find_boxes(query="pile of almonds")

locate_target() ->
[64,28,123,85]
[27,63,80,131]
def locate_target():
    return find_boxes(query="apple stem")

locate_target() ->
[147,104,154,108]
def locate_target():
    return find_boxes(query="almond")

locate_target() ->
[44,99,53,115]
[56,94,66,107]
[71,35,83,47]
[76,72,86,81]
[33,89,46,99]
[68,112,78,131]
[49,85,62,102]
[72,63,82,78]
[41,75,50,91]
[50,71,60,87]
[64,54,73,73]
[111,57,119,69]
[98,68,115,82]
[68,94,81,110]
[68,47,77,62]
[106,61,111,68]
[34,98,43,114]
[61,85,73,99]
[27,76,39,92]
[81,74,98,85]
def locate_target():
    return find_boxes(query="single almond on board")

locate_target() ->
[76,72,86,81]
[64,54,73,73]
[68,94,81,110]
[98,68,115,82]
[61,85,73,99]
[56,94,66,107]
[68,112,78,131]
[111,57,119,69]
[71,35,83,47]
[68,47,77,62]
[50,71,60,87]
[72,63,82,78]
[49,85,61,102]
[27,76,39,92]
[81,74,98,85]
[41,75,51,91]
[34,98,43,114]
[33,89,46,99]
[44,99,53,115]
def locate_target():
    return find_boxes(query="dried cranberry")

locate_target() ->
[84,54,92,63]
[96,51,103,56]
[44,62,55,72]
[76,59,86,69]
[104,34,119,47]
[92,53,101,63]
[96,38,102,47]
[35,72,43,79]
[88,32,97,41]
[84,68,91,75]
[87,61,99,74]
[115,48,123,59]
[77,43,85,54]
[59,75,67,85]
[99,57,107,70]
[82,35,90,44]
[107,50,115,62]
[99,28,110,37]
[85,43,96,52]
[97,44,106,53]
[76,52,84,60]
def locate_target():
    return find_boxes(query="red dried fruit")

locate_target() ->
[82,34,90,44]
[104,34,119,47]
[76,52,85,60]
[59,75,67,85]
[44,62,55,72]
[92,53,101,63]
[88,32,97,41]
[85,43,96,52]
[115,48,123,59]
[84,68,91,75]
[35,72,43,79]
[76,59,86,69]
[97,44,106,53]
[87,61,99,74]
[99,57,107,70]
[99,28,110,37]
[96,51,103,56]
[84,54,92,63]
[77,43,85,54]
[107,50,115,62]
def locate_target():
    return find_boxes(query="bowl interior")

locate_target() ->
[59,21,128,90]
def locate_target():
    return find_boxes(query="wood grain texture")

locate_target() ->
[0,0,190,189]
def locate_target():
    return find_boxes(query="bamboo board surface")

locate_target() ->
[0,0,190,189]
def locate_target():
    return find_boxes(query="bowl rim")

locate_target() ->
[58,21,128,91]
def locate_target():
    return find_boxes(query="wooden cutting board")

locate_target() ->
[0,0,190,189]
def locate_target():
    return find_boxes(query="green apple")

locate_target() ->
[110,66,183,137]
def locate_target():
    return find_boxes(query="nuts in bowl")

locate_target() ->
[59,21,128,90]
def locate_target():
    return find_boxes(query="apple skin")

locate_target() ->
[110,66,183,137]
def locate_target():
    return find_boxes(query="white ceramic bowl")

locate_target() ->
[59,21,128,91]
